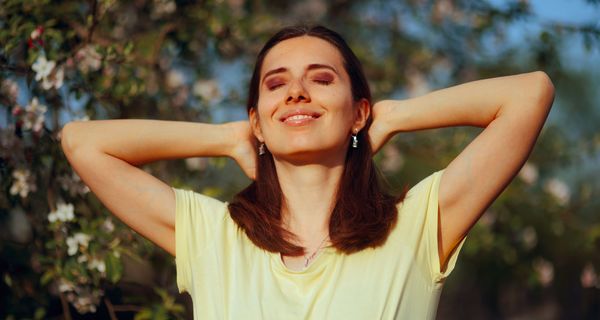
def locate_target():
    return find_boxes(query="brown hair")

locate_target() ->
[228,25,406,256]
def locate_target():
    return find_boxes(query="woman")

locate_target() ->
[61,25,554,319]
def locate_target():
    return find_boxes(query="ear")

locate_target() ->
[352,98,370,132]
[248,107,264,142]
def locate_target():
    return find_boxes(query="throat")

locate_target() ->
[280,235,331,271]
[281,254,308,271]
[280,251,326,271]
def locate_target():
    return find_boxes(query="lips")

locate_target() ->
[279,109,322,123]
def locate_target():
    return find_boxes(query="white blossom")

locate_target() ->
[32,55,56,82]
[544,178,571,206]
[57,171,90,196]
[31,55,64,90]
[77,255,88,263]
[193,79,221,102]
[88,257,106,273]
[58,278,75,293]
[66,232,92,256]
[1,79,19,102]
[23,97,47,133]
[152,0,177,18]
[518,162,539,185]
[533,258,554,287]
[30,27,42,40]
[74,295,98,313]
[76,45,102,73]
[166,69,185,89]
[10,168,37,198]
[41,65,64,90]
[61,283,103,314]
[102,218,115,232]
[520,226,538,250]
[48,202,75,223]
[66,238,78,256]
[581,263,598,288]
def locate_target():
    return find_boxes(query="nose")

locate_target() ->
[286,79,310,104]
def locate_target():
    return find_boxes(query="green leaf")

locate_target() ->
[40,270,55,286]
[34,308,46,320]
[124,41,134,56]
[105,253,123,283]
[134,309,152,320]
[3,273,12,287]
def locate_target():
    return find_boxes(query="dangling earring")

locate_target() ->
[259,142,266,155]
[351,130,358,149]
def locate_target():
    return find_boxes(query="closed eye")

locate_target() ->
[314,79,332,85]
[311,72,335,86]
[266,79,286,90]
[268,83,285,90]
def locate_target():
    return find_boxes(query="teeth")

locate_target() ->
[285,114,314,122]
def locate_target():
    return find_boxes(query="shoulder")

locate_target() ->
[171,187,228,207]
[171,186,230,226]
[399,169,445,209]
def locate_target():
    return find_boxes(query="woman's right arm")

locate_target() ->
[60,119,255,256]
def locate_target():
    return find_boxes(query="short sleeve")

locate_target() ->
[171,186,228,294]
[401,169,467,284]
[421,169,467,283]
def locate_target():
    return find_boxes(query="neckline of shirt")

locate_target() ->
[270,246,336,275]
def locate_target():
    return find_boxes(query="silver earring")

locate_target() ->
[352,134,358,148]
[259,143,266,155]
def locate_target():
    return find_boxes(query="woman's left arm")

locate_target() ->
[369,71,555,269]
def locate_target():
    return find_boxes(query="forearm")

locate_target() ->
[61,119,235,165]
[384,71,554,133]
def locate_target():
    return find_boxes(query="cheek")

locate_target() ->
[255,105,276,131]
[257,91,280,117]
[315,83,352,106]
[320,90,355,120]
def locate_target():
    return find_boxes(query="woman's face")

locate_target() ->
[250,36,369,163]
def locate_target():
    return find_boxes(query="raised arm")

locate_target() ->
[60,119,255,256]
[369,71,555,269]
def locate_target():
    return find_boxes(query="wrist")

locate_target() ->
[374,99,406,135]
[221,121,251,158]
[384,99,413,134]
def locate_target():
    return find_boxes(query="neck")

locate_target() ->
[273,153,346,243]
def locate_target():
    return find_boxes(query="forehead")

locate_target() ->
[261,36,346,78]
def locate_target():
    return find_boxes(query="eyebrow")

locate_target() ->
[262,63,339,84]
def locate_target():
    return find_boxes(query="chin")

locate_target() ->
[269,143,347,164]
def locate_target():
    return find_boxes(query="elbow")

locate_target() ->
[530,71,555,111]
[60,121,82,155]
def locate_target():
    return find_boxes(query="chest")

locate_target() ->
[193,245,419,319]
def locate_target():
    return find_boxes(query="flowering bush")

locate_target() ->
[1,0,599,319]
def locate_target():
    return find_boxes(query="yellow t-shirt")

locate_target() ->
[172,169,467,319]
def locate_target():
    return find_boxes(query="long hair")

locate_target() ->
[228,25,406,256]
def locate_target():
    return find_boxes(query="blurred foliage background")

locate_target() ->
[1,0,599,319]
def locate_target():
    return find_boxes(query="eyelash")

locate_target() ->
[314,79,332,85]
[268,79,332,91]
[268,83,284,90]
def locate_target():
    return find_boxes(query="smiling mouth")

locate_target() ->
[280,110,322,124]
[283,114,318,123]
